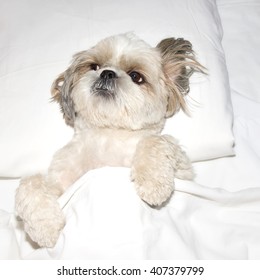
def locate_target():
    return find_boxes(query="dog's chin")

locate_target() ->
[74,90,165,132]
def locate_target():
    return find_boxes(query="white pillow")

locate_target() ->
[217,0,260,103]
[0,0,234,177]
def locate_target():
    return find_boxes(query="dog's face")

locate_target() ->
[51,33,202,131]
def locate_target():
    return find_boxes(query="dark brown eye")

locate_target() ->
[129,71,145,84]
[90,63,100,71]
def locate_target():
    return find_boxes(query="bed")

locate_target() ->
[0,0,260,259]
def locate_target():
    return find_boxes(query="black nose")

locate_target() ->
[100,70,117,80]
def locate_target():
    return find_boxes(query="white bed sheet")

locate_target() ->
[1,0,260,259]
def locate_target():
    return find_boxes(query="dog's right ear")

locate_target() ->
[51,50,93,127]
[51,72,64,104]
[51,70,76,127]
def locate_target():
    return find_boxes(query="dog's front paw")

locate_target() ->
[23,199,65,248]
[16,175,65,248]
[131,168,174,206]
[135,180,174,206]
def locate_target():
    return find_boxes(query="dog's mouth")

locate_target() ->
[92,87,116,99]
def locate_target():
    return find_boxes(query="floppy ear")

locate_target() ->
[51,51,90,127]
[157,38,204,117]
[51,73,64,101]
[51,70,76,127]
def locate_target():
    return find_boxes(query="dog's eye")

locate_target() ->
[129,71,145,84]
[90,64,100,71]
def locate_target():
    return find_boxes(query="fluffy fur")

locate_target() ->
[16,33,203,247]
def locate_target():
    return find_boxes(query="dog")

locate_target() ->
[15,33,203,248]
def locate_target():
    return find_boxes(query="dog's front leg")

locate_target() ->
[15,174,65,247]
[15,139,88,247]
[131,135,194,206]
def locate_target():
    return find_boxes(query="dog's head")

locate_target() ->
[51,33,203,131]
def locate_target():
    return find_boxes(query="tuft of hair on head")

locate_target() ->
[156,37,205,117]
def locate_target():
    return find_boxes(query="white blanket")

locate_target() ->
[1,158,260,259]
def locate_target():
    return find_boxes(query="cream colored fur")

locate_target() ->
[15,33,203,247]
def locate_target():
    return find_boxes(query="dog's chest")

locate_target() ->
[81,129,144,167]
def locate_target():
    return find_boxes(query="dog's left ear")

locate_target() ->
[157,38,204,117]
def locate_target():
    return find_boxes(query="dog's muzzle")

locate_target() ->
[92,70,117,98]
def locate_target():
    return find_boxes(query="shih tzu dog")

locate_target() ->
[16,33,203,248]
